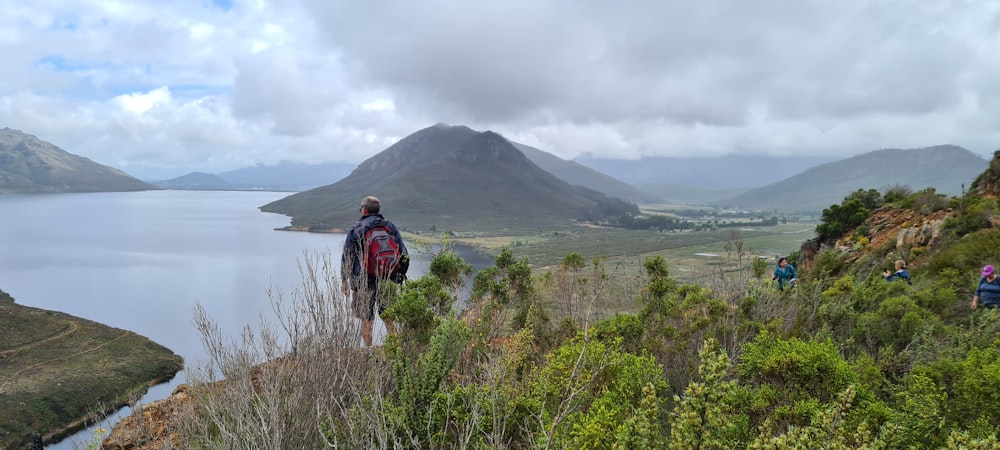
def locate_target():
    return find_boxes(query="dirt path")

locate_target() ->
[0,320,79,358]
[10,329,132,378]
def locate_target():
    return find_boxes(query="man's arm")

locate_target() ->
[341,227,359,294]
[391,221,408,256]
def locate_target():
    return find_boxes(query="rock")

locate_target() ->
[102,384,194,450]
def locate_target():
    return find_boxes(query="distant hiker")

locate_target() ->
[771,256,797,290]
[972,264,1000,310]
[340,196,409,348]
[883,259,911,284]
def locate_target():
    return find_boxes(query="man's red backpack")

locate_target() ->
[362,218,406,282]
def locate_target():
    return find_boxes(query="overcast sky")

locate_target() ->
[2,1,999,179]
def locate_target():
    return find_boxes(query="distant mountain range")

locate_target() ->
[153,160,357,191]
[714,145,987,212]
[261,124,638,232]
[0,128,155,194]
[4,123,985,219]
[156,137,659,203]
[575,154,840,190]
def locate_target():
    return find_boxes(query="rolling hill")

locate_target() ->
[575,154,839,190]
[261,124,635,232]
[511,143,661,203]
[0,128,155,193]
[160,126,654,202]
[716,145,988,212]
[152,161,357,191]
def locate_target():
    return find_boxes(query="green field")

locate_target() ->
[430,220,817,283]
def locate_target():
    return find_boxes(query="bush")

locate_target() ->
[895,187,949,214]
[816,189,882,243]
[944,194,996,237]
[925,230,1000,287]
[883,184,912,204]
[527,336,668,448]
[738,332,860,430]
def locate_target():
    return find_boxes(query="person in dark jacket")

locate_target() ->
[973,264,1000,310]
[883,259,911,284]
[771,256,797,290]
[340,196,408,348]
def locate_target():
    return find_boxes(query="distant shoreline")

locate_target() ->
[272,226,496,269]
[43,369,182,446]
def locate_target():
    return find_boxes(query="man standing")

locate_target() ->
[972,264,1000,310]
[341,196,408,348]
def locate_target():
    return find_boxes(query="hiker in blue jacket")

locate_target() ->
[972,264,1000,310]
[771,256,797,290]
[340,196,408,348]
[883,260,911,284]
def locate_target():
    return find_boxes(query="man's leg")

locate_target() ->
[352,284,378,348]
[361,319,375,347]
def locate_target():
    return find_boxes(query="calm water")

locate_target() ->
[0,190,467,448]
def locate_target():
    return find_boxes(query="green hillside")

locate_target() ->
[117,152,1000,449]
[0,128,156,193]
[261,125,637,232]
[717,145,987,212]
[0,289,182,448]
[512,142,662,204]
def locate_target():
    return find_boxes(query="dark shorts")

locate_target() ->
[351,280,395,321]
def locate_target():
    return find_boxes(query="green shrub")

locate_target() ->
[895,187,949,214]
[591,314,645,354]
[527,337,668,448]
[943,194,996,237]
[738,332,859,430]
[882,184,912,204]
[915,347,1000,435]
[925,230,1000,285]
[669,339,747,449]
[388,316,472,442]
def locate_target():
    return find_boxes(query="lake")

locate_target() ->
[0,190,486,448]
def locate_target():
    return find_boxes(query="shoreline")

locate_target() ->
[272,226,496,269]
[42,369,182,446]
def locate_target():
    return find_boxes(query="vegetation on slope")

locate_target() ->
[0,289,183,449]
[150,179,1000,447]
[717,145,987,213]
[261,125,643,233]
[109,156,1000,448]
[0,127,156,193]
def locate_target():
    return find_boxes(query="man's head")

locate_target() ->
[361,196,381,215]
[984,264,995,278]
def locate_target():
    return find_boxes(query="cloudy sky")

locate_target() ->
[2,0,999,179]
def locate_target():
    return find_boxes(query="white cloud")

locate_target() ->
[115,87,172,114]
[1,0,999,180]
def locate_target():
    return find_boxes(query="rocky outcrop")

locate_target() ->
[861,208,951,255]
[798,206,954,271]
[973,150,1000,197]
[102,384,194,450]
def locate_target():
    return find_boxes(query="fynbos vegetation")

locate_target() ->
[120,172,1000,448]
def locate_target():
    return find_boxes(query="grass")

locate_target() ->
[0,290,184,449]
[431,221,816,279]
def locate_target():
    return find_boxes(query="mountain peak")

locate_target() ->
[718,145,987,212]
[0,127,156,193]
[261,124,636,231]
[451,131,529,165]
